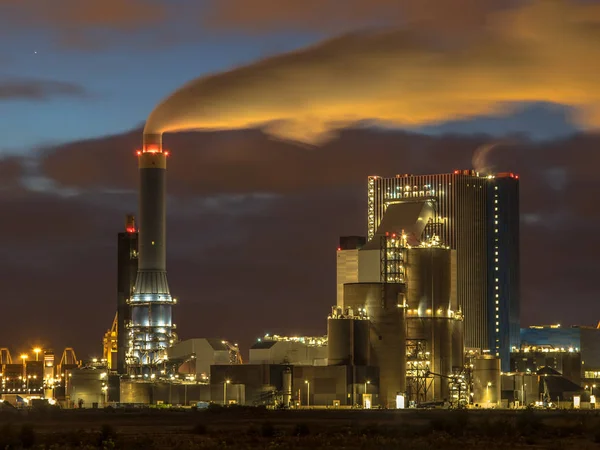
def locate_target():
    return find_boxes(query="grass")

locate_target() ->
[0,408,600,448]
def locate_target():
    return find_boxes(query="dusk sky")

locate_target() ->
[0,0,599,359]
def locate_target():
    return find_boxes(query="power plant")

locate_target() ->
[3,133,598,410]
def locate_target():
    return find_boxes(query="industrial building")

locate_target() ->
[0,347,80,406]
[55,138,533,410]
[117,215,138,373]
[249,335,327,366]
[365,171,520,371]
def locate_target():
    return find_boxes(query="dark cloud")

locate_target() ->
[0,157,23,188]
[0,78,89,102]
[2,127,600,357]
[204,0,517,35]
[0,0,187,49]
[0,0,165,30]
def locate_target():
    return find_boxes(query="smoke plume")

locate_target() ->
[145,0,600,144]
[472,140,519,175]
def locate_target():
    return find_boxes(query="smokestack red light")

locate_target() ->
[136,150,142,156]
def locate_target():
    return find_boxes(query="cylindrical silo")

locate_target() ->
[327,317,353,365]
[405,247,454,314]
[353,318,370,366]
[432,318,453,401]
[343,283,406,408]
[472,355,501,407]
[282,367,292,407]
[451,318,464,369]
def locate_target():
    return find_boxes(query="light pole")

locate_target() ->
[33,348,41,362]
[223,379,230,405]
[522,383,526,407]
[364,380,370,406]
[20,354,28,378]
[305,380,310,407]
[487,381,491,405]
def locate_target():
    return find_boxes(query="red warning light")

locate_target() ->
[515,175,519,179]
[337,247,341,251]
[454,170,460,174]
[136,150,142,156]
[164,150,170,157]
[126,227,136,234]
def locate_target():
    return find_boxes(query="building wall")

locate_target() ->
[117,229,138,374]
[520,327,581,349]
[336,249,359,307]
[168,339,231,379]
[510,350,581,385]
[67,370,107,408]
[343,282,406,408]
[488,175,520,372]
[210,364,288,405]
[580,328,600,370]
[357,249,380,283]
[501,373,539,405]
[248,341,327,366]
[368,173,490,352]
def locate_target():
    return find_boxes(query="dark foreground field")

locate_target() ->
[1,407,600,449]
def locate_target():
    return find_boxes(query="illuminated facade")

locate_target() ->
[116,215,138,374]
[336,236,365,307]
[488,174,520,371]
[128,135,177,370]
[367,171,520,370]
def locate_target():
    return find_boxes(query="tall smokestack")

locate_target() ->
[128,132,175,370]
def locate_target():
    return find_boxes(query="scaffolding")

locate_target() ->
[380,232,406,283]
[405,339,432,405]
[448,367,470,407]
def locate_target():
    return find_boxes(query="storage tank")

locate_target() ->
[353,318,370,366]
[327,317,353,365]
[282,367,292,407]
[405,248,455,313]
[343,283,406,408]
[472,355,501,407]
[451,319,464,369]
[327,307,370,366]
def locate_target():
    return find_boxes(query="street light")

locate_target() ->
[487,381,492,405]
[305,380,310,407]
[364,381,370,398]
[223,379,230,405]
[33,348,41,362]
[20,354,28,378]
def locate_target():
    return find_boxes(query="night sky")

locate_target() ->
[0,0,598,359]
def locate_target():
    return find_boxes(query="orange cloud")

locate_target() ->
[145,0,600,144]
